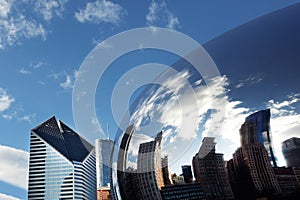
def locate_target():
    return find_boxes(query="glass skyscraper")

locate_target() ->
[95,139,113,187]
[27,116,96,199]
[245,109,277,166]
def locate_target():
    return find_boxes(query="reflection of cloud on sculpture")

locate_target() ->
[128,70,231,166]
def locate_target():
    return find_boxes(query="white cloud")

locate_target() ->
[59,70,79,90]
[30,60,46,69]
[0,0,46,49]
[18,67,32,75]
[0,193,19,200]
[0,88,14,112]
[235,74,263,88]
[146,0,180,29]
[60,74,72,89]
[0,145,29,189]
[0,0,10,18]
[75,0,126,24]
[19,61,46,75]
[266,93,300,166]
[34,0,68,21]
[2,114,13,120]
[19,113,36,123]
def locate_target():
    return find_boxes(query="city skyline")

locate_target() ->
[27,112,300,200]
[1,1,300,199]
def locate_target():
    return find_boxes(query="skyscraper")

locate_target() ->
[181,165,193,183]
[245,109,277,166]
[231,121,281,199]
[95,139,113,200]
[28,116,96,199]
[162,156,172,186]
[137,131,164,200]
[282,137,300,167]
[193,137,234,200]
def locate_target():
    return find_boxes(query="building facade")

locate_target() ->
[27,116,96,199]
[245,109,277,166]
[193,137,234,200]
[162,156,172,186]
[273,167,300,196]
[137,132,164,200]
[282,137,300,167]
[95,139,113,200]
[181,165,193,183]
[231,122,281,199]
[160,183,205,200]
[97,186,112,200]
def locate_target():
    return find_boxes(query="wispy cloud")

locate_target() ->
[34,0,68,21]
[60,70,79,90]
[0,87,14,112]
[18,67,32,75]
[266,93,300,166]
[29,60,46,69]
[0,145,29,189]
[18,60,46,75]
[146,0,180,29]
[0,193,19,200]
[19,113,36,123]
[74,0,126,25]
[235,73,264,88]
[0,0,46,49]
[60,74,72,89]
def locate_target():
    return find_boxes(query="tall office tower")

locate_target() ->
[193,137,234,200]
[161,156,172,186]
[245,109,277,166]
[28,116,96,200]
[282,137,300,167]
[232,122,281,199]
[181,165,193,183]
[137,132,164,200]
[95,139,113,200]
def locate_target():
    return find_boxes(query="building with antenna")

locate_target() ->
[95,139,113,200]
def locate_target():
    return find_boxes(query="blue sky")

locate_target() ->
[1,0,300,199]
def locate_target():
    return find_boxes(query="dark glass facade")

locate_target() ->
[181,165,193,183]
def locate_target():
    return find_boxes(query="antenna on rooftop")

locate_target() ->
[107,123,110,140]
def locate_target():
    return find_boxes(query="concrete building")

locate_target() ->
[97,186,112,200]
[231,122,281,199]
[137,132,164,200]
[282,137,300,167]
[193,137,234,200]
[273,167,299,196]
[160,183,205,200]
[162,156,172,186]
